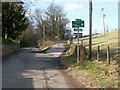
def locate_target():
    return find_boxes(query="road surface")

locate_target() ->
[2,43,83,89]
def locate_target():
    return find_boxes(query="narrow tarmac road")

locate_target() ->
[2,43,82,89]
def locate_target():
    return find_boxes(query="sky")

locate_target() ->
[24,0,119,35]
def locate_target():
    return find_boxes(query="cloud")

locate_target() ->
[64,3,83,11]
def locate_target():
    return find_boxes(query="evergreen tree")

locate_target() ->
[2,2,29,40]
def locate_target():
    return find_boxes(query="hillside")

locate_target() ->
[73,30,119,63]
[61,30,119,88]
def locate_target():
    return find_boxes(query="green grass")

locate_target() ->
[60,31,119,88]
[61,53,118,88]
[61,52,103,74]
[61,53,77,67]
[83,61,103,73]
[61,53,113,87]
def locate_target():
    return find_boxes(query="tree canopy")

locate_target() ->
[30,3,70,42]
[2,2,29,40]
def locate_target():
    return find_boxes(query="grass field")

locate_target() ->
[73,30,119,63]
[60,30,119,88]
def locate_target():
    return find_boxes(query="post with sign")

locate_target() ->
[72,19,84,64]
[77,28,80,64]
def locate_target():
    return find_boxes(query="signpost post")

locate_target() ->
[77,27,80,64]
[72,19,84,64]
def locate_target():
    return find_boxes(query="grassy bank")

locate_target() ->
[73,30,119,63]
[60,31,119,88]
[60,45,118,88]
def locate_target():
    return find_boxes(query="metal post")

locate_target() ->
[101,8,106,34]
[77,27,80,64]
[103,14,106,34]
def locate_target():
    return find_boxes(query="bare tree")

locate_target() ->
[21,21,39,46]
[32,9,46,43]
[28,3,69,44]
[45,3,69,40]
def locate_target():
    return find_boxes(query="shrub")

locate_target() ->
[20,37,28,47]
[2,38,13,45]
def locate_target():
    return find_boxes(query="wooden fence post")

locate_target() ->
[107,46,110,64]
[97,45,100,61]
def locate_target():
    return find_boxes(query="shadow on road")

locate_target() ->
[2,45,69,88]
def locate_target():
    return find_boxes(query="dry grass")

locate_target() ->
[73,30,119,63]
[64,43,76,56]
[60,31,119,88]
[38,41,53,51]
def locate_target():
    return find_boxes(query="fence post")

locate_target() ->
[97,45,100,61]
[107,46,110,64]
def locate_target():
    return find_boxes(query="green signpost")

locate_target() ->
[72,19,84,28]
[72,19,85,64]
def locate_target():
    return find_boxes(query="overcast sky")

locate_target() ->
[24,0,119,35]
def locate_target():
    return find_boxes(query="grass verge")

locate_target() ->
[60,42,118,88]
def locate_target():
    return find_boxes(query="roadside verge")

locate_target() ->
[60,43,118,88]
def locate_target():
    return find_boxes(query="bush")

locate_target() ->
[20,37,28,47]
[2,38,13,45]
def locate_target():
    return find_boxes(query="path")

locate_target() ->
[2,43,83,89]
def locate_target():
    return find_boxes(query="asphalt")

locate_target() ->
[2,43,83,89]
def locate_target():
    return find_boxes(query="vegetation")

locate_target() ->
[61,43,77,67]
[2,2,69,48]
[2,2,28,41]
[38,41,53,52]
[64,43,76,56]
[30,3,69,44]
[20,21,39,47]
[74,30,119,63]
[2,38,13,44]
[60,31,118,88]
